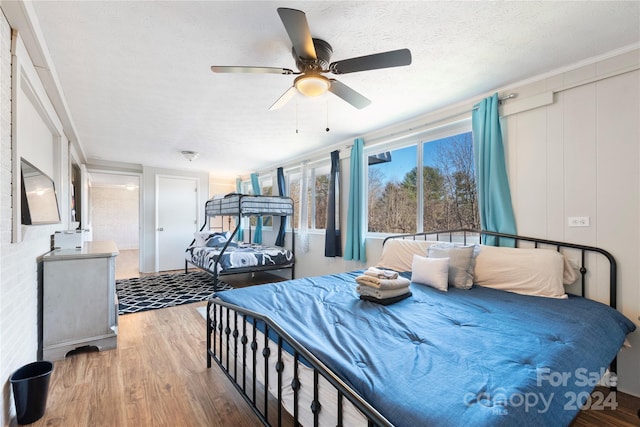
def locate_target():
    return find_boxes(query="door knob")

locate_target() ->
[157,227,164,231]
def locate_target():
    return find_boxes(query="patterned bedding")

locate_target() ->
[186,242,294,274]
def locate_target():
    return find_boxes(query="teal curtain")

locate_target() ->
[250,173,263,244]
[472,93,516,246]
[344,138,366,262]
[235,178,244,241]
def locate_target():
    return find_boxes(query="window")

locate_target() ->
[287,171,306,230]
[247,176,274,228]
[367,129,477,234]
[260,176,273,227]
[422,132,478,230]
[367,145,418,233]
[312,163,330,230]
[287,162,330,231]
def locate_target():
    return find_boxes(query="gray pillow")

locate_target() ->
[427,243,476,289]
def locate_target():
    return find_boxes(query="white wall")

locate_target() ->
[501,50,640,396]
[0,24,69,425]
[90,186,139,250]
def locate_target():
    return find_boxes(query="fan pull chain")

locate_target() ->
[326,99,330,132]
[295,102,299,134]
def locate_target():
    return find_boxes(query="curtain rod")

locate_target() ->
[471,92,517,110]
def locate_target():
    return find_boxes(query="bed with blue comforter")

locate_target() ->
[207,230,636,427]
[214,271,634,426]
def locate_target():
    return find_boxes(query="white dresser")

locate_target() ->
[42,240,119,360]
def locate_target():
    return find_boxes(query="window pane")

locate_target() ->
[313,164,330,230]
[260,179,273,227]
[367,145,418,233]
[422,131,478,231]
[287,173,310,229]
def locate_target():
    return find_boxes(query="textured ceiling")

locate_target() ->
[31,1,640,181]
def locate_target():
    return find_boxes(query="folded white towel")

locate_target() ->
[364,267,399,280]
[355,275,411,290]
[357,284,410,299]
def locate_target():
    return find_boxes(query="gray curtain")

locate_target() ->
[325,150,342,257]
[275,167,287,246]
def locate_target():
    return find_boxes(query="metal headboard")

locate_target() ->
[383,228,617,309]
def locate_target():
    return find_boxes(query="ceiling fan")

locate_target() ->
[211,7,412,110]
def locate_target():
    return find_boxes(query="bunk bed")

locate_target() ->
[206,229,636,427]
[185,194,295,289]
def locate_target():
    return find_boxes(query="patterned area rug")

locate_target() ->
[115,271,233,315]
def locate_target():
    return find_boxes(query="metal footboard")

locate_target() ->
[207,298,393,427]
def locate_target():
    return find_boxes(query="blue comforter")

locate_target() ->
[214,271,635,427]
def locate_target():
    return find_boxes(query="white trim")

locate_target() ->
[500,42,640,94]
[501,92,554,117]
[553,64,640,95]
[11,31,65,242]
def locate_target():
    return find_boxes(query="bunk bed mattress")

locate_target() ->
[213,270,636,427]
[186,243,293,273]
[206,194,293,217]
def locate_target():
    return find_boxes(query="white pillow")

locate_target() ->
[411,255,450,292]
[376,239,439,272]
[428,243,476,289]
[561,255,579,285]
[474,245,567,299]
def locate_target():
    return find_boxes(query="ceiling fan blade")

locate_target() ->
[277,8,316,60]
[330,48,412,74]
[269,86,298,110]
[211,66,294,75]
[328,79,371,109]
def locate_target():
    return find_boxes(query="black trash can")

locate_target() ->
[10,361,53,425]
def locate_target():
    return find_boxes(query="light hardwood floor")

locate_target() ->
[32,302,261,427]
[115,249,143,280]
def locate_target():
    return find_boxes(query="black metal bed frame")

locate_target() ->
[206,228,620,426]
[185,194,296,287]
[383,229,617,309]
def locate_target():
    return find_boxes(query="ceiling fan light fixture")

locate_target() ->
[294,74,330,97]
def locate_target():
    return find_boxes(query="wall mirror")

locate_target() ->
[21,158,61,225]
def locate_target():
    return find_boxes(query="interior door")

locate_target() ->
[157,176,198,271]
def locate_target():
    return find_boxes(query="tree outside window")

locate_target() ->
[367,131,478,234]
[368,145,418,233]
[425,132,479,230]
[313,164,330,230]
[287,163,330,231]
